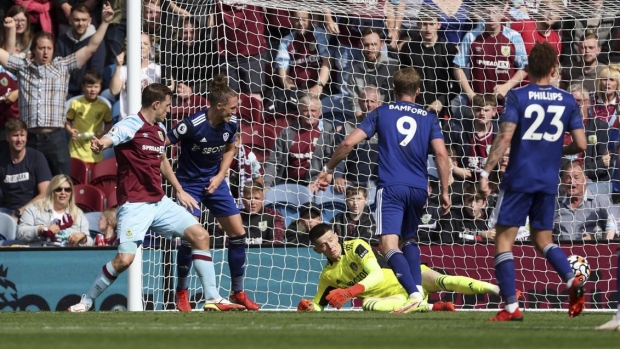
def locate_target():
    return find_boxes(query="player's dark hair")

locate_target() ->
[309,223,333,244]
[393,68,421,98]
[528,42,558,80]
[361,26,385,41]
[472,93,498,108]
[30,31,56,53]
[82,70,102,85]
[208,75,236,106]
[4,118,27,134]
[345,186,367,199]
[70,3,91,15]
[142,83,172,107]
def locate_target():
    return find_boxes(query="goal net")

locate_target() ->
[140,0,619,311]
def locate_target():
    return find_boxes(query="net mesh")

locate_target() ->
[139,0,619,311]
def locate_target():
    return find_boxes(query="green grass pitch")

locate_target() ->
[0,311,617,349]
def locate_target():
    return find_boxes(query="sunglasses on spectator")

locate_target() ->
[54,187,72,193]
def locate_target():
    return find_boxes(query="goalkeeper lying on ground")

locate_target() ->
[298,223,502,312]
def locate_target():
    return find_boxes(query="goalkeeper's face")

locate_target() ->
[313,230,341,261]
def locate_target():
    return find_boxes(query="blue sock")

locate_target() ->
[176,241,192,291]
[385,249,418,295]
[192,250,219,300]
[228,234,246,293]
[542,244,574,282]
[495,252,517,304]
[401,241,423,292]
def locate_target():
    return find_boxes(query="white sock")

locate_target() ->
[409,292,424,301]
[192,250,220,300]
[506,302,519,313]
[86,262,119,300]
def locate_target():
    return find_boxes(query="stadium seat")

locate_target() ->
[91,158,118,196]
[74,184,106,213]
[314,185,346,207]
[238,93,263,123]
[106,189,118,209]
[70,157,92,185]
[0,212,17,241]
[264,183,313,207]
[84,211,103,236]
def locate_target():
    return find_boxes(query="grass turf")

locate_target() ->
[0,311,617,349]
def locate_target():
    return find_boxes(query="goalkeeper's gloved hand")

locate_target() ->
[325,284,365,309]
[297,299,315,312]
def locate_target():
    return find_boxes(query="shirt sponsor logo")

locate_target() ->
[141,145,165,153]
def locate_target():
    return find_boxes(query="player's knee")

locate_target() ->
[183,224,210,247]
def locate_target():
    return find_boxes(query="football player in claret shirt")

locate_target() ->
[297,224,501,312]
[166,75,259,312]
[68,83,236,312]
[478,42,588,321]
[315,67,452,314]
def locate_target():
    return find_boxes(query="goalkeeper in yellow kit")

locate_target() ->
[298,224,501,312]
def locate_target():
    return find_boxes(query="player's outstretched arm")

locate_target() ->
[563,128,587,155]
[90,136,114,154]
[479,121,516,197]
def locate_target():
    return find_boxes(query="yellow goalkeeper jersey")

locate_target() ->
[313,239,418,309]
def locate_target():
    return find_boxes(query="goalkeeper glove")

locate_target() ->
[297,299,315,312]
[326,284,365,309]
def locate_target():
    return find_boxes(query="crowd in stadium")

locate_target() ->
[1,0,620,247]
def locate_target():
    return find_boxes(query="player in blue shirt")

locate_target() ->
[166,75,259,311]
[315,68,452,314]
[478,42,588,321]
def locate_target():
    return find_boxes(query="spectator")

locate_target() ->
[286,204,323,246]
[13,0,53,33]
[346,27,399,118]
[0,5,34,59]
[326,85,381,192]
[170,82,208,121]
[445,94,498,181]
[65,70,113,164]
[263,94,336,188]
[54,0,98,36]
[17,174,91,246]
[562,33,605,93]
[331,186,377,246]
[103,0,126,67]
[213,0,266,101]
[109,33,161,120]
[55,4,107,98]
[590,64,620,125]
[554,160,616,241]
[275,10,330,98]
[321,2,396,115]
[0,3,114,176]
[0,118,51,220]
[453,5,528,111]
[239,181,285,245]
[0,65,19,141]
[95,206,118,246]
[421,0,476,46]
[168,17,210,95]
[228,132,263,202]
[435,184,492,243]
[142,0,166,64]
[502,0,562,56]
[568,84,611,183]
[399,12,458,119]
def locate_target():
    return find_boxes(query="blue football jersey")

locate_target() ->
[500,84,583,194]
[167,110,239,186]
[358,101,443,190]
